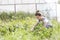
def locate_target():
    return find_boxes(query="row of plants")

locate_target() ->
[0,11,59,40]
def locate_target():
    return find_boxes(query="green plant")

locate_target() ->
[0,11,60,40]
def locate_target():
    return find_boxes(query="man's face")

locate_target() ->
[36,15,41,20]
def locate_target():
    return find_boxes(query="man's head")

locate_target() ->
[35,10,42,20]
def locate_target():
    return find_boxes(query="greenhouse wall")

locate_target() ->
[0,0,58,20]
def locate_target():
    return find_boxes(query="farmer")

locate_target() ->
[31,10,52,31]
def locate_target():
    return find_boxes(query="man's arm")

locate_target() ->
[31,20,40,31]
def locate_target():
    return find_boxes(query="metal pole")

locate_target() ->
[21,0,22,3]
[14,0,16,13]
[35,3,37,11]
[35,0,37,11]
[56,3,57,21]
[14,4,16,13]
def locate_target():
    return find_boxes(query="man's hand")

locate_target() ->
[31,26,35,31]
[31,20,40,31]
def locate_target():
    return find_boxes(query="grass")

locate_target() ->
[0,11,60,40]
